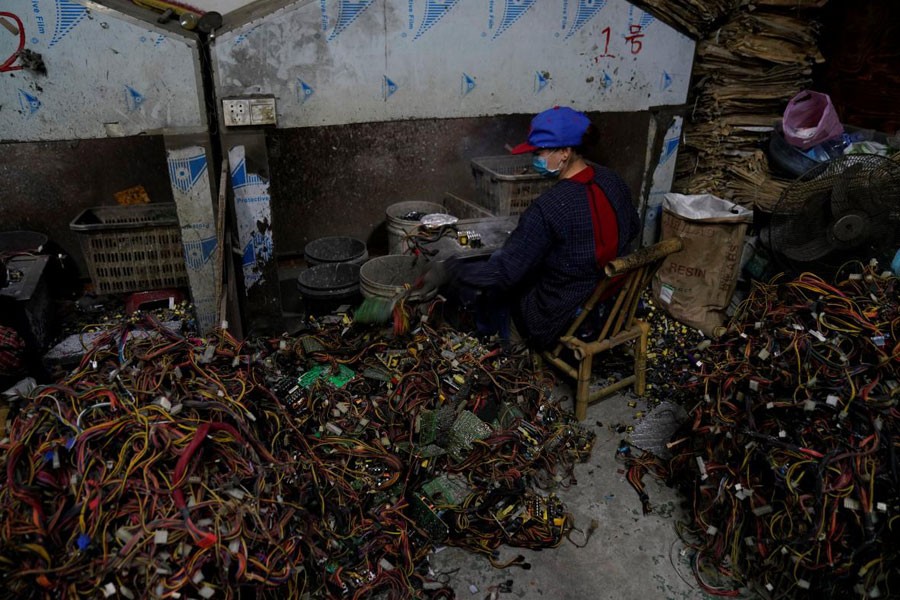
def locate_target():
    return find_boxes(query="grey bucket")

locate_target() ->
[297,262,361,315]
[385,201,447,255]
[359,255,436,302]
[304,236,369,267]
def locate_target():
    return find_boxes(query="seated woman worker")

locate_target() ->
[453,106,640,349]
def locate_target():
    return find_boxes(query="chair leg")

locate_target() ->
[634,324,649,396]
[576,354,593,421]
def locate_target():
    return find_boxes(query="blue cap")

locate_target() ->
[510,106,592,154]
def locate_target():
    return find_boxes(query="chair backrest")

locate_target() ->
[554,238,684,346]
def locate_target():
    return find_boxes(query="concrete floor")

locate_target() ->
[430,392,707,600]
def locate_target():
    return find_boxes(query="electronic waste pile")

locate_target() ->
[621,264,900,598]
[0,302,594,600]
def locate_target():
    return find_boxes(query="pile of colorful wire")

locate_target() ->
[0,305,594,599]
[629,265,899,598]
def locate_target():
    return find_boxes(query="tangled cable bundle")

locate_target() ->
[625,265,900,598]
[0,307,594,599]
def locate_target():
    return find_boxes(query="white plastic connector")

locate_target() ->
[696,456,708,480]
[115,528,133,544]
[378,558,395,571]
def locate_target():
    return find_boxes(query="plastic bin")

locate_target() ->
[470,155,555,216]
[69,203,188,294]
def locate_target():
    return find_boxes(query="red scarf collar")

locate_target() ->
[567,165,618,268]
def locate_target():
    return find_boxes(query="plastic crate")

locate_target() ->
[471,155,556,216]
[70,203,188,294]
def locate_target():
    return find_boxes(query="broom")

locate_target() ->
[354,261,446,329]
[354,277,425,334]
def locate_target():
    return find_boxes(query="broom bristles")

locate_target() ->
[354,296,395,324]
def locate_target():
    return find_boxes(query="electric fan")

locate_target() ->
[766,155,900,276]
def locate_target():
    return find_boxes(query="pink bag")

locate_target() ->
[782,91,844,150]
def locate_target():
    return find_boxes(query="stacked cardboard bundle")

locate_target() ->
[626,0,739,38]
[631,0,829,211]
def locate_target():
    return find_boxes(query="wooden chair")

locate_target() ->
[542,238,684,420]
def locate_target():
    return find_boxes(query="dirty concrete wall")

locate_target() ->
[266,111,652,255]
[213,0,694,126]
[0,1,212,282]
[0,136,174,274]
[0,0,206,142]
[219,0,694,255]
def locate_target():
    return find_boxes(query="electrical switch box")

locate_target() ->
[222,97,277,127]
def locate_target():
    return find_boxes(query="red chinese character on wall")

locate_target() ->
[625,24,644,55]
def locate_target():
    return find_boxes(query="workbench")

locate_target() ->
[0,255,52,350]
[420,215,519,262]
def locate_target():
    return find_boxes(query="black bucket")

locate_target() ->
[304,236,369,267]
[297,262,361,315]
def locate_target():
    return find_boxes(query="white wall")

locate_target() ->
[0,0,206,141]
[213,0,695,128]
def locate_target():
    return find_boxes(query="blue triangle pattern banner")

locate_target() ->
[462,72,476,96]
[125,86,145,111]
[298,79,315,103]
[630,5,655,30]
[414,0,463,40]
[183,236,218,270]
[493,0,538,40]
[383,76,398,100]
[17,89,42,116]
[230,157,267,190]
[233,26,261,46]
[242,241,256,272]
[534,71,549,93]
[660,70,672,90]
[50,0,88,47]
[242,233,274,280]
[168,152,208,194]
[601,71,613,88]
[565,0,607,40]
[659,136,679,164]
[327,0,377,41]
